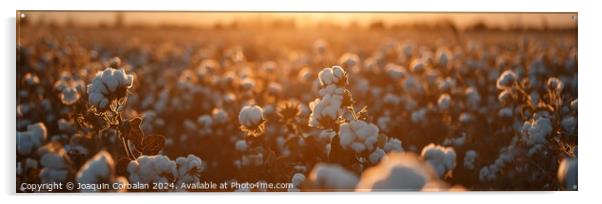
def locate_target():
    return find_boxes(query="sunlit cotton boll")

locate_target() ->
[61,86,80,105]
[521,116,553,146]
[436,48,452,67]
[308,89,344,128]
[212,108,229,124]
[318,66,346,87]
[463,150,478,170]
[235,139,248,152]
[410,58,425,73]
[437,77,456,92]
[546,77,564,93]
[437,94,451,111]
[557,157,577,190]
[411,108,428,124]
[465,87,481,107]
[369,148,387,164]
[238,105,264,129]
[17,122,47,155]
[339,120,379,153]
[385,63,406,81]
[87,68,134,110]
[308,163,358,191]
[38,142,70,184]
[496,70,517,90]
[127,155,178,185]
[75,150,115,192]
[498,89,513,105]
[288,173,306,192]
[384,138,404,153]
[338,53,360,69]
[240,77,256,91]
[175,154,205,186]
[356,153,438,191]
[420,144,456,178]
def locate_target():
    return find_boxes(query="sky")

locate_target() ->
[20,12,577,29]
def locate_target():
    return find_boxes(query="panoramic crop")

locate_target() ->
[16,12,577,192]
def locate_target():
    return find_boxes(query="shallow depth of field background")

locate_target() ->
[16,12,577,192]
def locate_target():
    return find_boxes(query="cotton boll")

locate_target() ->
[383,93,400,106]
[240,153,264,167]
[377,116,391,133]
[547,77,564,93]
[59,86,80,105]
[39,168,70,184]
[479,166,496,182]
[437,77,456,92]
[383,138,403,153]
[338,53,360,69]
[403,75,424,95]
[24,73,40,85]
[288,173,306,192]
[369,148,387,164]
[197,114,213,128]
[308,163,358,191]
[318,66,347,87]
[443,134,466,147]
[339,120,379,153]
[521,116,553,146]
[318,68,334,86]
[436,48,452,67]
[240,77,256,91]
[498,89,513,105]
[410,58,425,73]
[459,113,474,124]
[496,70,517,89]
[465,87,481,107]
[235,140,248,152]
[17,122,47,155]
[127,155,178,185]
[212,108,229,124]
[570,99,577,111]
[411,108,427,124]
[356,153,438,191]
[87,68,134,110]
[385,63,406,80]
[175,154,205,186]
[557,157,577,190]
[37,142,70,183]
[308,92,343,128]
[76,151,115,192]
[238,105,264,128]
[498,107,513,118]
[561,116,577,134]
[420,144,456,178]
[437,94,451,111]
[463,150,478,170]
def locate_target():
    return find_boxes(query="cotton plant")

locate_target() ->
[76,64,167,162]
[420,143,457,178]
[306,65,390,171]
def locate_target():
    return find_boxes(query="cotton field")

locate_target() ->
[16,13,577,192]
